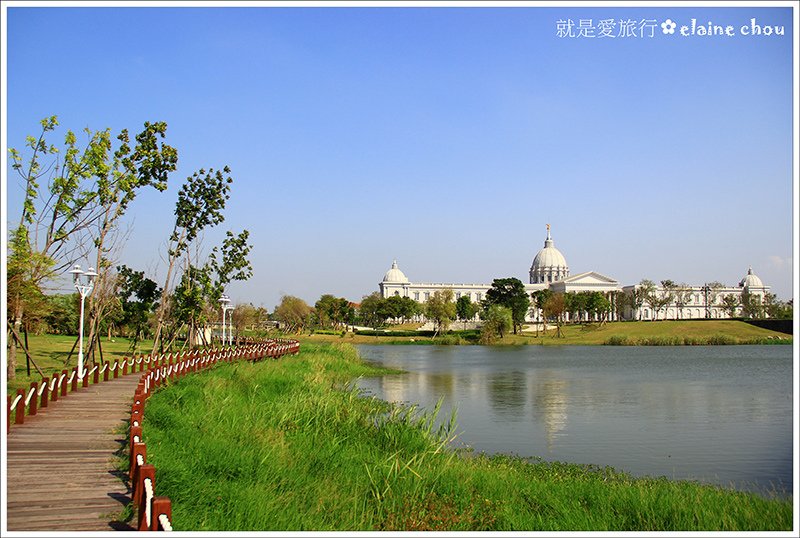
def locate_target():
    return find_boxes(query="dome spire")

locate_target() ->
[544,223,554,248]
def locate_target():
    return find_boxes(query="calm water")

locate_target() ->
[357,345,794,496]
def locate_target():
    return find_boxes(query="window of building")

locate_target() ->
[424,292,430,300]
[414,292,419,301]
[456,292,461,299]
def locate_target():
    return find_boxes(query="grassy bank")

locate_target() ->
[139,342,792,531]
[299,320,791,347]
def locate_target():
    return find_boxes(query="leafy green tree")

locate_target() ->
[43,294,80,335]
[721,294,740,318]
[484,278,530,334]
[531,289,552,335]
[703,281,724,318]
[152,166,234,352]
[425,289,457,337]
[764,295,792,319]
[7,117,176,378]
[398,296,420,323]
[116,265,161,351]
[479,305,512,344]
[456,295,478,329]
[672,284,693,319]
[587,291,611,324]
[274,295,312,334]
[542,293,567,337]
[740,289,764,319]
[358,292,386,329]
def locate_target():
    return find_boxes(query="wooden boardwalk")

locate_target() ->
[6,373,142,531]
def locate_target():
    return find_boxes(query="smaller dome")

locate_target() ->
[383,260,409,283]
[739,267,764,288]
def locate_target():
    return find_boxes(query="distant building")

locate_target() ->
[377,225,768,322]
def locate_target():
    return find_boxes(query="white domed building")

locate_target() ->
[379,225,623,321]
[377,224,769,322]
[529,224,569,284]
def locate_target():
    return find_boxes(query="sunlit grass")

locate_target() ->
[140,342,792,531]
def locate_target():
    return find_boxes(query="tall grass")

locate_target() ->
[140,343,792,531]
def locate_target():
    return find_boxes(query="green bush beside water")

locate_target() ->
[140,343,792,531]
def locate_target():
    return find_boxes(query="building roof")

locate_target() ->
[739,267,765,289]
[531,224,568,271]
[383,260,409,284]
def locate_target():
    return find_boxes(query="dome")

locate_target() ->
[383,260,409,283]
[739,267,764,289]
[530,225,570,284]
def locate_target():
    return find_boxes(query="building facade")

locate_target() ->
[378,225,768,322]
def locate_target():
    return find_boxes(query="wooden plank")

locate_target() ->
[6,374,142,532]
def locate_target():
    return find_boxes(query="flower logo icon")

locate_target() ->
[661,19,677,34]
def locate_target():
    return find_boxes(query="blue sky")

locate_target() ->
[4,3,796,308]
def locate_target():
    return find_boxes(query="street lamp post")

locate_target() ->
[219,294,231,346]
[69,264,98,380]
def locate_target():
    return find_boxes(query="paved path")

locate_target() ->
[6,373,141,531]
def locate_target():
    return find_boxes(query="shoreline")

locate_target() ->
[137,342,792,531]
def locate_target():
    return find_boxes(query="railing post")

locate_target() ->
[114,360,120,378]
[82,366,89,388]
[15,389,25,424]
[123,359,129,376]
[93,365,100,384]
[51,373,59,402]
[61,370,68,397]
[152,497,172,531]
[130,441,146,487]
[104,365,110,382]
[137,464,156,531]
[40,380,49,409]
[28,382,38,416]
[7,395,12,433]
[71,368,78,392]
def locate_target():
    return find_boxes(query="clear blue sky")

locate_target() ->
[4,3,796,308]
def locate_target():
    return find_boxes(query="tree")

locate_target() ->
[456,295,478,329]
[672,283,693,319]
[764,296,792,319]
[542,293,567,337]
[273,295,312,334]
[232,303,261,337]
[116,265,161,351]
[740,289,764,319]
[721,294,740,318]
[7,117,176,378]
[83,121,177,366]
[484,278,530,334]
[587,292,611,324]
[152,166,234,353]
[358,292,386,329]
[531,289,552,335]
[627,286,646,320]
[703,281,724,318]
[654,280,677,320]
[479,305,512,344]
[425,289,456,337]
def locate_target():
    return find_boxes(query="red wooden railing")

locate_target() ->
[127,339,300,531]
[6,338,300,531]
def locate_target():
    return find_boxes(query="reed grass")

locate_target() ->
[140,342,792,531]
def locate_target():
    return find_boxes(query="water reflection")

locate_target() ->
[357,345,793,496]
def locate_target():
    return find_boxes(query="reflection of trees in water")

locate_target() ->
[375,372,456,407]
[487,371,527,419]
[530,371,569,452]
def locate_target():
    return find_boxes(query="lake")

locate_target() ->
[356,344,794,496]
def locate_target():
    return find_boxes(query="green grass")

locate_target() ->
[6,333,158,396]
[298,320,791,347]
[139,342,792,531]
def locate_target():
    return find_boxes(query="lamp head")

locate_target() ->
[69,264,83,285]
[85,267,98,285]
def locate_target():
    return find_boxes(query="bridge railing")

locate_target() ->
[128,338,300,531]
[7,352,166,433]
